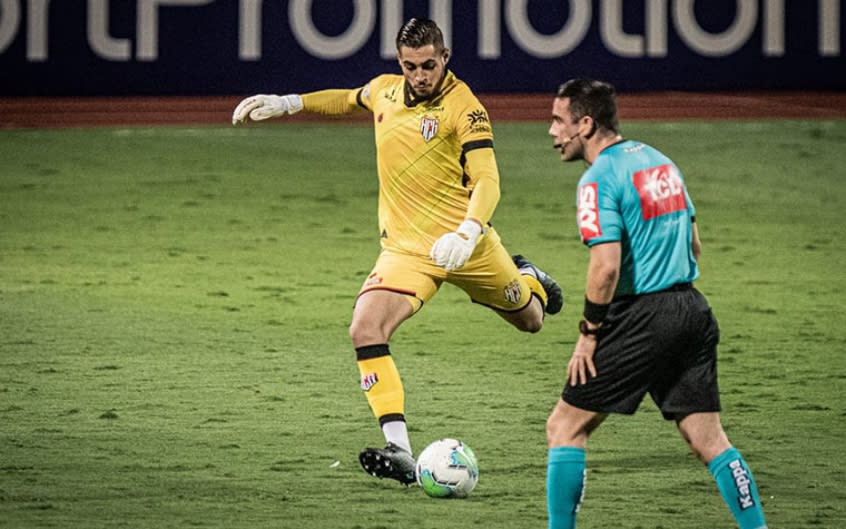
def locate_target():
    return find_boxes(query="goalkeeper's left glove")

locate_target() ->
[429,220,483,272]
[232,94,304,125]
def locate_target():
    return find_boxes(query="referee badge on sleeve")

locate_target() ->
[420,116,439,142]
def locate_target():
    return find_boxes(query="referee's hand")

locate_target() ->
[568,336,598,386]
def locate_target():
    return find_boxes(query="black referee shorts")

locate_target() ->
[563,285,721,420]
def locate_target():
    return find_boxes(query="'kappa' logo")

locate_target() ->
[729,459,756,510]
[383,85,397,102]
[577,183,601,242]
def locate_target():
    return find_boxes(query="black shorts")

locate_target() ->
[563,285,722,420]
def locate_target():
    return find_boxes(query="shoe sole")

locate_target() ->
[359,449,416,485]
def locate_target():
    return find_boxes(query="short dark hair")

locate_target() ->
[396,18,445,51]
[556,79,619,134]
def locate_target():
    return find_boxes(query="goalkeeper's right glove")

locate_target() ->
[232,94,304,125]
[429,220,483,272]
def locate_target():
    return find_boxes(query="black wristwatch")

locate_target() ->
[578,319,602,336]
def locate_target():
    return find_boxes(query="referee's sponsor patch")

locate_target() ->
[577,182,601,242]
[633,164,686,220]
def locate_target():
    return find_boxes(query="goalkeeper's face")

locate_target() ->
[398,44,449,98]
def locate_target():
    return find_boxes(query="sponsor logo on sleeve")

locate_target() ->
[577,182,601,242]
[467,109,489,125]
[467,109,492,134]
[633,164,687,220]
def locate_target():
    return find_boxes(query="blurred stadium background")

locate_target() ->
[1,0,844,126]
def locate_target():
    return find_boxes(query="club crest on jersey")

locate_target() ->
[360,373,378,391]
[420,115,439,142]
[503,279,522,305]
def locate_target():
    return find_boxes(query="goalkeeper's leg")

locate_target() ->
[350,290,417,465]
[355,343,409,452]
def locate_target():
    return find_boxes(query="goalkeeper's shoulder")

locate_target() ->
[300,73,403,114]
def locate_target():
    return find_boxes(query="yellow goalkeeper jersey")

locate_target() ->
[302,71,500,257]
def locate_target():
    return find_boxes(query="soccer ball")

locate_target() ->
[415,438,479,498]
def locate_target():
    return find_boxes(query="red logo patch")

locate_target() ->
[577,183,601,242]
[633,164,686,220]
[364,273,383,287]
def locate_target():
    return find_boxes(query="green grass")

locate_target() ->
[1,120,845,528]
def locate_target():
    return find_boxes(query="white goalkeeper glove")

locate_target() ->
[232,94,304,125]
[430,220,483,272]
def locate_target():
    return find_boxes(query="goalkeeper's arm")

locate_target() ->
[463,147,501,227]
[232,89,361,124]
[429,147,502,271]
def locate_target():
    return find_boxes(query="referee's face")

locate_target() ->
[549,97,584,163]
[398,44,449,98]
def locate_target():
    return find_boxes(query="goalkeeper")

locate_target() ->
[232,17,563,486]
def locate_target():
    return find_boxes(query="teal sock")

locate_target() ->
[546,447,586,529]
[708,447,768,529]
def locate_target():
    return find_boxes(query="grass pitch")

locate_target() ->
[1,120,845,528]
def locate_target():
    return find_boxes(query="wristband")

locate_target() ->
[578,319,601,336]
[583,296,610,324]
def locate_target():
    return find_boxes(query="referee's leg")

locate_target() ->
[677,413,768,529]
[545,399,607,529]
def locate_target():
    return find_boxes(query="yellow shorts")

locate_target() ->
[357,228,533,313]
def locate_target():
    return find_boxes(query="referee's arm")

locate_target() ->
[691,220,701,261]
[585,242,620,306]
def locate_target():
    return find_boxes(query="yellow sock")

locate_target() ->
[356,344,405,424]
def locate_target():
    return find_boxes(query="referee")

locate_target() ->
[544,79,768,529]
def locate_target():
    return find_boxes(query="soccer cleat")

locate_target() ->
[512,254,564,315]
[359,443,417,485]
